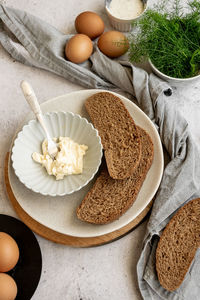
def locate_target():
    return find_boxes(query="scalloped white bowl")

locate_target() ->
[11,111,103,196]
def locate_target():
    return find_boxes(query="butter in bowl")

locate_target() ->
[105,0,147,32]
[11,111,103,196]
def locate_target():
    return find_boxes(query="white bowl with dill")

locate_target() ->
[149,59,200,84]
[128,0,200,83]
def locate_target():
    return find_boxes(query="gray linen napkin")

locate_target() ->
[1,5,200,300]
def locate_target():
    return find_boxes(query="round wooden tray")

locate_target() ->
[4,152,152,247]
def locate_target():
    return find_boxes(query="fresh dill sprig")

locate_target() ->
[128,0,200,78]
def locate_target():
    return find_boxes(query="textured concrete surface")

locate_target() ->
[1,0,200,299]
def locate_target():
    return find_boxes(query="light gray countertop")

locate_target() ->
[1,0,200,299]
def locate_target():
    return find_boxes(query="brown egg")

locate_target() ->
[75,11,104,40]
[0,273,17,300]
[0,232,19,273]
[98,31,129,58]
[65,34,93,64]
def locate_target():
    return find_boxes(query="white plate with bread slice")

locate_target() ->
[9,89,163,238]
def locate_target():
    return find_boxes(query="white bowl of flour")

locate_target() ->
[105,0,147,32]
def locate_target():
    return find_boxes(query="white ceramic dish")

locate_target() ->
[149,59,200,84]
[9,89,163,238]
[105,0,147,32]
[11,111,102,196]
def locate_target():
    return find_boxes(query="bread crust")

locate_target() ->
[156,198,200,291]
[85,92,141,180]
[76,127,154,224]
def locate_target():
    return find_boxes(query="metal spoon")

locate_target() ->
[20,80,58,159]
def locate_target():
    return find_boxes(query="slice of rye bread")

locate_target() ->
[85,92,141,180]
[76,127,154,224]
[156,198,200,291]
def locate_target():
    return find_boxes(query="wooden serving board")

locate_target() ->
[4,152,152,247]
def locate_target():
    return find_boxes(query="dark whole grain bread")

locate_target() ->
[156,198,200,291]
[76,127,154,224]
[85,92,141,180]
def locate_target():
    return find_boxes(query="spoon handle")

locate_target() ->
[20,80,50,139]
[20,81,42,115]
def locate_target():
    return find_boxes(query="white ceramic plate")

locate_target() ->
[11,111,102,196]
[9,89,163,238]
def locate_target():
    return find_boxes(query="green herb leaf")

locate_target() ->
[128,0,200,78]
